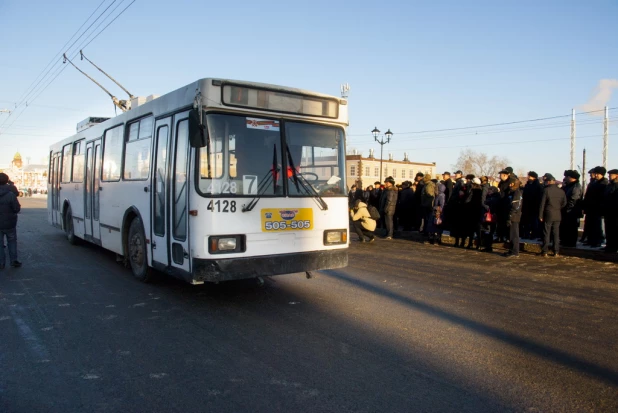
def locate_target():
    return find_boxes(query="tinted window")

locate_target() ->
[173,120,189,240]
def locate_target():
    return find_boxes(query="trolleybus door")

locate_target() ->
[150,117,171,267]
[169,113,191,273]
[84,142,94,240]
[51,153,61,226]
[92,140,102,241]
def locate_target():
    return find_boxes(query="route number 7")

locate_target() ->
[243,175,258,195]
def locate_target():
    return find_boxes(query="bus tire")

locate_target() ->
[128,217,154,282]
[65,207,79,245]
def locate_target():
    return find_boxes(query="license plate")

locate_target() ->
[261,208,313,231]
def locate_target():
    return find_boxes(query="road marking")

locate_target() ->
[82,374,100,380]
[149,373,167,379]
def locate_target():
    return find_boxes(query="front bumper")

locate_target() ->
[192,248,348,283]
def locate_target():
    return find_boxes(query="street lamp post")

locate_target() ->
[372,127,393,183]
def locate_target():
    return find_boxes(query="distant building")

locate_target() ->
[346,150,436,188]
[0,152,48,189]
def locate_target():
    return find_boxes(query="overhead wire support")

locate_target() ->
[63,53,129,112]
[80,50,134,99]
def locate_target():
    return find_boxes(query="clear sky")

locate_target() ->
[1,0,617,178]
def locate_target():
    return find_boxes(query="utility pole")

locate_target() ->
[582,148,587,190]
[603,106,609,168]
[570,108,576,170]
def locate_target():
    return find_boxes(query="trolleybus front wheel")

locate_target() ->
[65,206,79,245]
[128,217,154,283]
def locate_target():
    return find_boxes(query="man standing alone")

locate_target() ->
[0,173,22,269]
[539,173,567,257]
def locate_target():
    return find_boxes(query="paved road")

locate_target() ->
[1,198,617,412]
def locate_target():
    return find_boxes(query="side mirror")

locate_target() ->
[188,109,207,148]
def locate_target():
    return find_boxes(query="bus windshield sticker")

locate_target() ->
[246,117,280,131]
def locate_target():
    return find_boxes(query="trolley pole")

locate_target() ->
[570,109,576,170]
[603,106,609,168]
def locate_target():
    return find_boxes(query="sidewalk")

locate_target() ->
[364,228,618,263]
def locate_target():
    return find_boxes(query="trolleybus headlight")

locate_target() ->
[208,235,246,254]
[323,229,347,245]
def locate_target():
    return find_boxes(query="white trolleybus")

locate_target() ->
[48,79,349,284]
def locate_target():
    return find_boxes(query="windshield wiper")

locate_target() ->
[242,144,279,212]
[286,145,328,211]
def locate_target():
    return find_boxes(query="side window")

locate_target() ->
[124,116,153,180]
[72,141,85,182]
[61,144,72,183]
[102,125,123,181]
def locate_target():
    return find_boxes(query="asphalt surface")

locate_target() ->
[1,198,618,412]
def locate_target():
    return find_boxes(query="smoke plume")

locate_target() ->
[580,79,618,115]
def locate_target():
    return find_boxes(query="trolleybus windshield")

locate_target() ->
[197,113,346,197]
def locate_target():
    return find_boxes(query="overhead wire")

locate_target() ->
[347,107,617,137]
[351,116,618,144]
[0,0,136,135]
[12,0,110,108]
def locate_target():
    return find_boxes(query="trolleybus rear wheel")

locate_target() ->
[128,217,154,282]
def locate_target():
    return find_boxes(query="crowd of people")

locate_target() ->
[349,166,618,258]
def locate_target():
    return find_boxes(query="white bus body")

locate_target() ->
[48,79,349,284]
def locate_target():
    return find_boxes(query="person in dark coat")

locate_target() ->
[582,166,609,247]
[521,171,544,240]
[454,175,474,247]
[463,178,484,249]
[496,169,512,242]
[581,168,598,243]
[411,172,425,230]
[348,184,357,209]
[369,181,382,209]
[442,172,454,202]
[502,178,523,258]
[560,170,583,248]
[539,173,567,257]
[380,177,398,239]
[481,186,500,252]
[396,181,414,231]
[0,173,22,269]
[602,169,618,253]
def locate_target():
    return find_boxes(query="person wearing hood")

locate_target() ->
[521,171,544,240]
[350,199,376,243]
[560,170,583,248]
[602,169,618,253]
[380,177,398,239]
[0,173,22,269]
[582,166,609,248]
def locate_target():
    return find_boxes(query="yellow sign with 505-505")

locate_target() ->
[260,208,313,232]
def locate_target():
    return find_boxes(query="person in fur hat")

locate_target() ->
[582,166,609,247]
[560,170,583,248]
